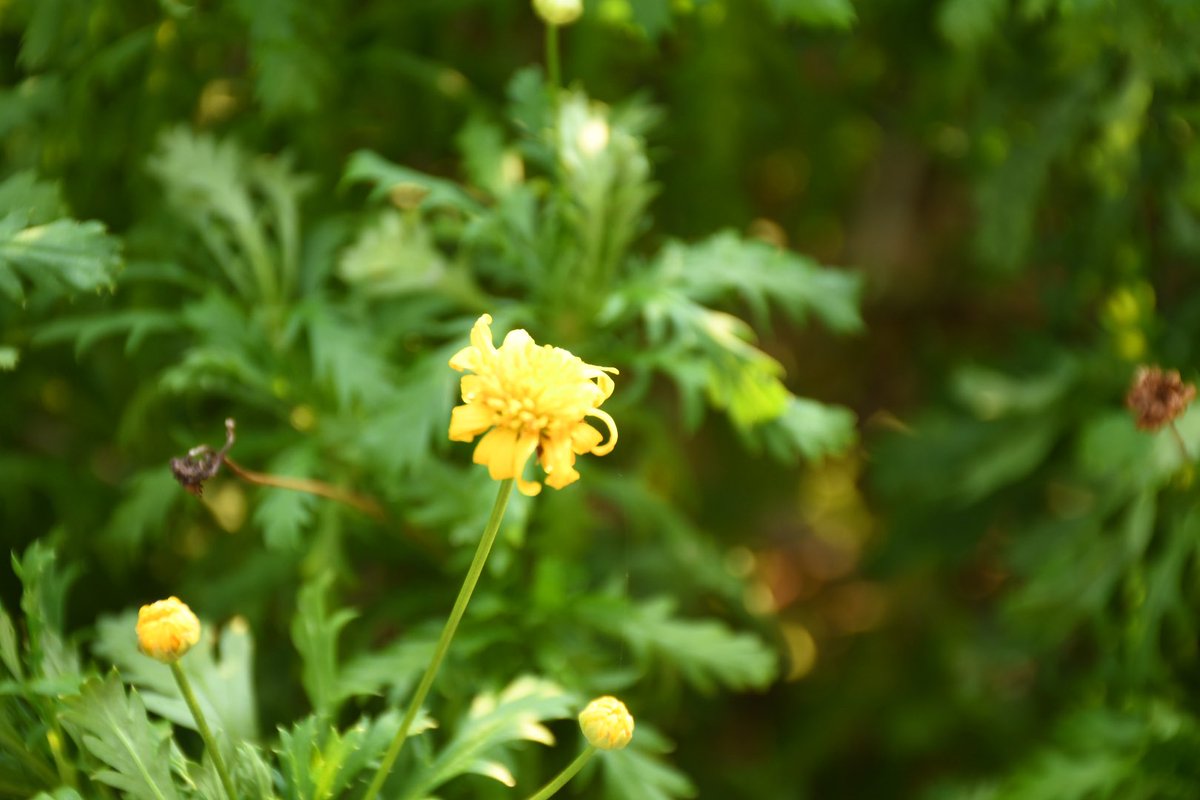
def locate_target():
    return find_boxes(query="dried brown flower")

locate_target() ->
[1126,366,1196,431]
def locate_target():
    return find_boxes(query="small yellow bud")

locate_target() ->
[533,0,583,26]
[136,597,201,663]
[578,696,634,750]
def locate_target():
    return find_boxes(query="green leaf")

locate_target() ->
[757,396,858,463]
[585,598,777,693]
[61,674,182,800]
[457,115,513,197]
[229,0,332,116]
[0,212,121,303]
[32,309,182,359]
[337,210,447,296]
[342,150,483,214]
[101,469,181,558]
[599,723,696,800]
[938,0,1007,48]
[277,712,415,800]
[253,445,320,550]
[0,601,20,680]
[763,0,856,29]
[93,611,259,742]
[13,540,80,681]
[291,575,356,717]
[652,232,863,332]
[306,307,398,410]
[0,172,66,222]
[0,346,16,371]
[394,676,574,800]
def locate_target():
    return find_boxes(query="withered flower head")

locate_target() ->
[1126,366,1196,431]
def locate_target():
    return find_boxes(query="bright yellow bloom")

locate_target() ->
[136,597,201,663]
[578,696,634,750]
[449,314,617,497]
[533,0,583,26]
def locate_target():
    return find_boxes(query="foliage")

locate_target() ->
[5,0,1200,797]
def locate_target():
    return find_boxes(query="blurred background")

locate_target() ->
[4,0,1200,797]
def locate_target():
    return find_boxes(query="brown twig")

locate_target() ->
[170,418,386,520]
[221,455,385,520]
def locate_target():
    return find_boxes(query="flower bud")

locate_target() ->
[533,0,583,26]
[137,597,201,663]
[578,696,634,750]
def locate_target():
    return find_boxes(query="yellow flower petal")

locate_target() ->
[474,427,518,479]
[448,314,618,492]
[450,404,494,442]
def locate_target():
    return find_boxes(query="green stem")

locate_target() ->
[171,662,238,800]
[0,724,58,787]
[545,23,562,96]
[361,479,515,800]
[525,746,596,800]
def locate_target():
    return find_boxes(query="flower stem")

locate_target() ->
[361,478,515,800]
[171,662,238,800]
[222,456,385,520]
[545,24,562,95]
[525,746,596,800]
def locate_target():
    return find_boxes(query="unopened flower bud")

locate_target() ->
[578,696,634,750]
[137,597,201,663]
[533,0,583,26]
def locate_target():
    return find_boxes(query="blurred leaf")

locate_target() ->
[599,723,697,800]
[229,0,332,116]
[0,601,20,681]
[0,213,121,303]
[277,711,411,800]
[94,611,259,742]
[938,0,1007,48]
[101,469,181,558]
[337,211,446,296]
[292,574,356,717]
[253,445,320,550]
[342,150,483,214]
[0,346,16,370]
[763,0,856,29]
[394,676,573,800]
[61,674,181,800]
[584,598,777,693]
[757,396,858,463]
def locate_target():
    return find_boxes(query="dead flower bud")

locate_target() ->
[1126,366,1197,432]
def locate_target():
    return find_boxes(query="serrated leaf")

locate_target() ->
[229,0,332,116]
[292,575,357,716]
[32,309,182,359]
[277,711,416,800]
[61,674,182,800]
[758,396,858,463]
[0,213,121,303]
[337,211,447,296]
[342,150,483,214]
[763,0,856,28]
[254,445,320,550]
[394,676,574,800]
[13,540,81,681]
[599,723,696,800]
[0,171,66,222]
[586,598,777,693]
[653,231,863,332]
[93,611,259,743]
[101,469,181,558]
[306,308,398,410]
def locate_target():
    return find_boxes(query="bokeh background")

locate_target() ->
[5,0,1200,798]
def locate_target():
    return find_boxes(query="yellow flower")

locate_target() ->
[533,0,583,26]
[449,314,618,497]
[578,696,634,750]
[137,597,201,663]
